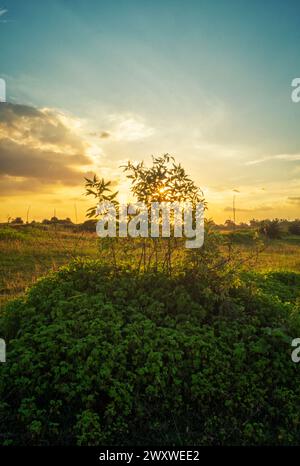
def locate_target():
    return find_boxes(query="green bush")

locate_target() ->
[243,271,300,304]
[0,260,300,445]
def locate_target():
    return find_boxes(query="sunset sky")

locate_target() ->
[1,0,300,223]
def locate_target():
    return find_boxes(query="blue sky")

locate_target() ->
[1,0,300,221]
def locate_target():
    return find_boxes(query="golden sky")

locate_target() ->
[0,101,299,224]
[1,1,300,224]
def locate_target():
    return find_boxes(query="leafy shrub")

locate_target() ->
[0,260,300,445]
[244,271,300,304]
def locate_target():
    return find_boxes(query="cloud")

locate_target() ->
[99,131,111,139]
[0,103,85,153]
[0,175,43,195]
[224,205,274,212]
[105,114,154,142]
[0,103,94,195]
[0,7,10,23]
[288,196,300,204]
[0,138,87,183]
[245,153,300,166]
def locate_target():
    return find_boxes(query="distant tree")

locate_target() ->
[259,219,282,239]
[289,220,300,235]
[80,219,97,232]
[42,217,73,226]
[224,219,235,229]
[279,219,290,228]
[57,217,73,225]
[250,219,261,228]
[11,217,24,224]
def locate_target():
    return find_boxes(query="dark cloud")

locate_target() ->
[0,103,85,151]
[0,103,93,195]
[0,138,87,184]
[0,103,41,123]
[100,131,111,139]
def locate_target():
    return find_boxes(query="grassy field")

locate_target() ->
[0,225,98,307]
[252,236,300,271]
[1,224,300,307]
